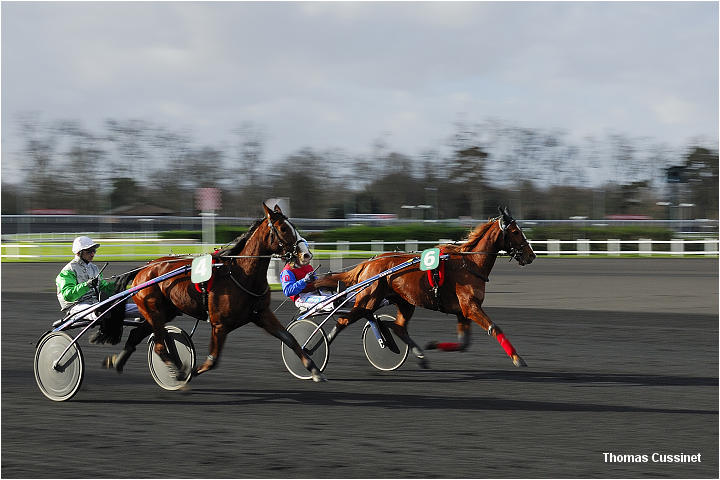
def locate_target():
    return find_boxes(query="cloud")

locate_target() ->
[1,1,717,183]
[653,97,698,126]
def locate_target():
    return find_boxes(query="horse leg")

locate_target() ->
[462,300,526,367]
[255,310,327,382]
[425,316,472,352]
[102,323,152,373]
[326,320,347,345]
[326,308,368,345]
[146,325,191,380]
[194,321,228,376]
[386,302,429,369]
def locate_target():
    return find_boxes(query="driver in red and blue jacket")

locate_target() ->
[280,261,317,301]
[281,260,338,312]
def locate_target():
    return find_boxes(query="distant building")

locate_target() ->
[26,209,77,215]
[107,204,175,216]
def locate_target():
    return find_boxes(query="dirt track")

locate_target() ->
[2,258,717,478]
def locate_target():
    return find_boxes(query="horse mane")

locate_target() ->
[444,216,501,253]
[214,218,264,257]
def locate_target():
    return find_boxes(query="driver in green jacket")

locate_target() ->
[56,236,138,344]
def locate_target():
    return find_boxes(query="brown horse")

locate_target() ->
[313,206,536,368]
[104,203,327,382]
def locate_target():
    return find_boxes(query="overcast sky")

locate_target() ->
[2,1,718,183]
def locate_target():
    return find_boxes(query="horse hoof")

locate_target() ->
[101,355,117,369]
[513,355,528,367]
[176,365,192,382]
[167,364,190,381]
[312,372,328,382]
[89,330,109,345]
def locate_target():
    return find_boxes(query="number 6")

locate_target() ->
[424,251,436,266]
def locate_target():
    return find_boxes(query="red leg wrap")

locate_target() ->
[436,342,463,352]
[495,333,516,356]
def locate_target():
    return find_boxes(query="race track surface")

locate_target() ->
[2,258,717,478]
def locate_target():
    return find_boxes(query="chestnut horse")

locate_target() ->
[104,203,327,382]
[313,206,536,368]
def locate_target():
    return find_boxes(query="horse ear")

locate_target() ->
[498,205,513,222]
[262,203,272,218]
[273,204,283,214]
[502,206,514,222]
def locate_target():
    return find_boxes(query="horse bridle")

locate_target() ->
[498,217,530,262]
[266,214,306,262]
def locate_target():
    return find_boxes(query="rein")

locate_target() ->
[227,270,270,297]
[107,253,287,279]
[325,240,509,276]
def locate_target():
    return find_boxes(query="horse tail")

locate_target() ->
[113,268,141,295]
[314,263,366,290]
[96,267,143,344]
[108,268,142,323]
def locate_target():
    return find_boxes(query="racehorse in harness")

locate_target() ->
[313,206,536,368]
[103,203,327,382]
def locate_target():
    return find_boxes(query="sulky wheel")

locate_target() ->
[147,325,196,391]
[362,314,409,371]
[282,318,329,380]
[34,331,85,402]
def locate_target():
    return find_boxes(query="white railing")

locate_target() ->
[310,239,720,258]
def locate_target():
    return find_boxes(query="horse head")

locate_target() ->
[497,206,536,266]
[262,203,313,265]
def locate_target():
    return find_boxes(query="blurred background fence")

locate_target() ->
[3,215,717,275]
[4,217,717,288]
[3,237,718,261]
[2,214,718,236]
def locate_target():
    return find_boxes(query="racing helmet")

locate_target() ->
[72,236,100,254]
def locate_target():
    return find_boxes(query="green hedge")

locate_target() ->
[305,224,470,244]
[159,226,249,244]
[160,224,677,253]
[526,226,674,241]
[160,224,470,246]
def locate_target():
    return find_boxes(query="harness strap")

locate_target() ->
[198,283,209,320]
[427,249,447,310]
[194,276,215,294]
[228,272,270,298]
[427,249,446,290]
[193,258,217,317]
[193,258,225,320]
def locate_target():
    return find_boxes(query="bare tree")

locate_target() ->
[55,120,106,212]
[17,113,65,210]
[231,122,266,215]
[104,119,150,182]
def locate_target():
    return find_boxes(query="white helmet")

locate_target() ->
[72,236,100,254]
